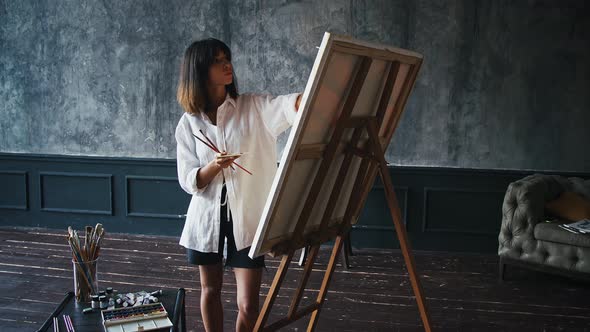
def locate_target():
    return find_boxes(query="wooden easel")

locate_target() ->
[253,57,432,332]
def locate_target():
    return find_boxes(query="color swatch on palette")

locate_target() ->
[101,302,172,332]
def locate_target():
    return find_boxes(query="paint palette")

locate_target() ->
[101,302,173,332]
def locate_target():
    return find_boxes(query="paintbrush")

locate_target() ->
[84,226,91,261]
[93,227,105,260]
[194,130,253,175]
[192,133,236,171]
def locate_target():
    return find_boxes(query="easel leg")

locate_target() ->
[340,232,351,269]
[367,120,432,332]
[346,232,354,256]
[299,246,309,266]
[254,252,294,332]
[307,235,344,332]
[289,245,320,318]
[381,168,432,331]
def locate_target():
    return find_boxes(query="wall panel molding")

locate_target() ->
[0,170,28,210]
[422,187,506,235]
[39,172,113,215]
[125,175,186,219]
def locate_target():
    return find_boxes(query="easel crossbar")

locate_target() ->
[265,302,320,331]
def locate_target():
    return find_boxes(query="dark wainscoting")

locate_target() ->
[0,153,189,237]
[1,153,587,253]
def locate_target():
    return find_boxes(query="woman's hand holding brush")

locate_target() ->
[215,151,242,168]
[195,152,242,189]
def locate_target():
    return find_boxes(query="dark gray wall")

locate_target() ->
[1,0,589,171]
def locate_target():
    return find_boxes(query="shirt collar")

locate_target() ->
[225,93,236,108]
[202,93,236,110]
[198,93,236,123]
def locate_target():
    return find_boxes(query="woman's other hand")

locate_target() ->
[295,93,302,111]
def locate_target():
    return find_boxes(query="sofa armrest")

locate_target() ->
[498,174,569,257]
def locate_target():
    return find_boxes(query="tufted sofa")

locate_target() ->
[498,174,590,281]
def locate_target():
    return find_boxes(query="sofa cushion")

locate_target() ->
[534,221,590,248]
[569,177,590,199]
[545,191,590,222]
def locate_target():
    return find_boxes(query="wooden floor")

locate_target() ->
[1,227,589,332]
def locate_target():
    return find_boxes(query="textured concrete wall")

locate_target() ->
[1,0,227,157]
[1,0,589,171]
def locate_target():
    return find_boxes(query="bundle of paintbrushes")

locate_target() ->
[66,223,105,302]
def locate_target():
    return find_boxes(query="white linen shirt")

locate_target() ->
[175,92,300,254]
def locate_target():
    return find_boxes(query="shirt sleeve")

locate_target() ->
[253,93,301,137]
[175,116,208,195]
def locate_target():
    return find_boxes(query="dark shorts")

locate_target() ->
[186,185,265,269]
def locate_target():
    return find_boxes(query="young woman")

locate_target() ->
[175,38,302,332]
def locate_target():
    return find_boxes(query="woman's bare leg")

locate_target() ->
[199,263,224,332]
[234,267,263,332]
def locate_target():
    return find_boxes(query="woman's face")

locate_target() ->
[208,52,233,87]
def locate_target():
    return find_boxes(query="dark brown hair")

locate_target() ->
[176,38,238,114]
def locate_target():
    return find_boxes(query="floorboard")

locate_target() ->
[0,227,589,331]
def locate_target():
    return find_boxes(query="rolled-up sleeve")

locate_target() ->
[253,93,300,137]
[175,116,208,195]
